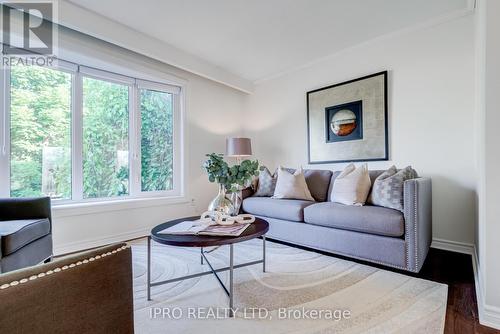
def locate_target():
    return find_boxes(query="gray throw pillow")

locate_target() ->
[368,166,417,211]
[253,167,277,197]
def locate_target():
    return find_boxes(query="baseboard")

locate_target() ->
[482,304,500,330]
[430,238,474,254]
[430,240,500,329]
[54,227,149,255]
[471,245,500,330]
[471,245,486,326]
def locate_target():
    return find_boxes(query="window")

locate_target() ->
[1,60,183,203]
[82,77,130,198]
[10,64,72,199]
[140,88,173,192]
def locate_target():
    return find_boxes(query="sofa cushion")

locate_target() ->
[304,203,404,237]
[284,168,332,202]
[242,197,315,222]
[304,169,332,202]
[0,218,51,256]
[369,170,386,184]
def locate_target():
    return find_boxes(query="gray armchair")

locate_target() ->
[0,197,53,273]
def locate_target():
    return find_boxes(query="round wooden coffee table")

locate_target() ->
[147,216,269,317]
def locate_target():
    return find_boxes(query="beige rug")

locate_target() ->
[131,238,447,334]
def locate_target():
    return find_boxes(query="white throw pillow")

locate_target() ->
[272,167,315,201]
[330,163,371,206]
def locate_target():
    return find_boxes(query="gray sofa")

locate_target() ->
[242,169,432,273]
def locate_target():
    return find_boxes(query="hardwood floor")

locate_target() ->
[417,248,498,334]
[267,238,499,333]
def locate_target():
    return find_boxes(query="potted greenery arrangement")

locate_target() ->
[203,153,260,215]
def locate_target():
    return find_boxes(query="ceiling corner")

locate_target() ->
[58,0,254,94]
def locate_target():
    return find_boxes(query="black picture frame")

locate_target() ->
[306,71,389,164]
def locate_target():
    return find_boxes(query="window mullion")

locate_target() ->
[72,72,84,201]
[173,93,183,196]
[0,64,11,197]
[129,84,141,197]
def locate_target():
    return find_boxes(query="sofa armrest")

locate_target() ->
[242,187,254,200]
[0,243,134,333]
[0,197,52,228]
[403,177,432,272]
[404,177,432,272]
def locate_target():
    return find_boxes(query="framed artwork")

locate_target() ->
[307,71,388,164]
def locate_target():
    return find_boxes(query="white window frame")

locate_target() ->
[0,60,11,198]
[79,70,134,202]
[0,58,77,200]
[0,57,185,205]
[135,79,182,198]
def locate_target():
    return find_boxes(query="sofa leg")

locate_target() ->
[44,256,52,263]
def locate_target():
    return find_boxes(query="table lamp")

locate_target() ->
[225,137,252,215]
[226,137,252,163]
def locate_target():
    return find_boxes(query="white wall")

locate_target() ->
[51,28,246,254]
[243,16,476,246]
[475,0,500,328]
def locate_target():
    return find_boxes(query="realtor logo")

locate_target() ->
[2,1,56,55]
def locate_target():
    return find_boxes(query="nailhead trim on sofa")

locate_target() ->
[414,182,419,271]
[0,245,129,290]
[403,179,420,273]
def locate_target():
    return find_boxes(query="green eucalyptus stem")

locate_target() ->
[202,153,260,194]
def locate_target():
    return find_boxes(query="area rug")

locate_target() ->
[131,238,447,334]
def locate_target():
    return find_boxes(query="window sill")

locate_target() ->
[52,196,191,218]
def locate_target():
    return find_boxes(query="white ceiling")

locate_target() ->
[66,0,469,83]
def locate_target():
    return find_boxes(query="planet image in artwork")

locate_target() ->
[330,109,357,136]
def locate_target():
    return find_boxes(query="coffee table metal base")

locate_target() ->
[147,235,267,317]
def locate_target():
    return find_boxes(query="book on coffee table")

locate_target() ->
[158,220,250,237]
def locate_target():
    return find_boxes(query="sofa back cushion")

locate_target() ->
[283,168,332,202]
[304,169,333,202]
[369,170,385,184]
